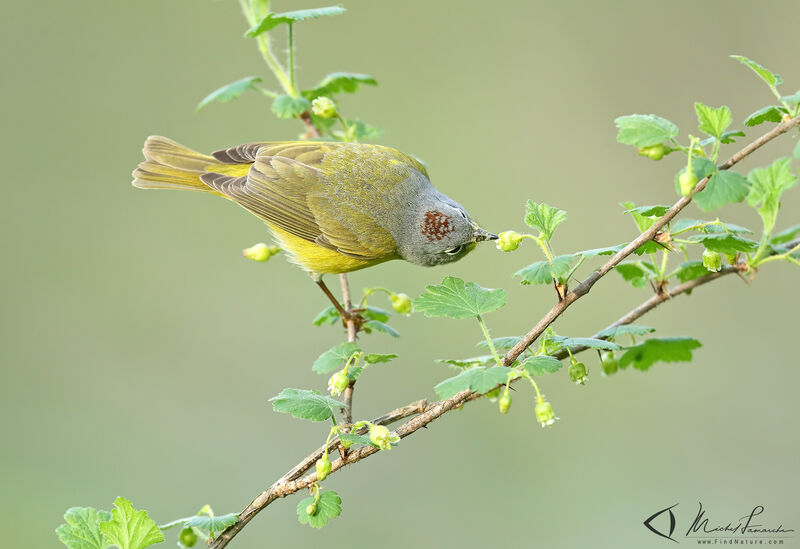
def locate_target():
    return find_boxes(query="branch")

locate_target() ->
[208,117,799,548]
[340,273,357,425]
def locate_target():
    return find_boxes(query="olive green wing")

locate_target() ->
[201,141,396,260]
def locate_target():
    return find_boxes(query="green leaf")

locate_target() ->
[524,201,567,241]
[695,102,732,139]
[514,254,574,285]
[297,490,342,529]
[246,6,346,37]
[673,157,718,195]
[747,158,797,235]
[794,140,800,159]
[744,105,786,127]
[770,224,800,245]
[57,507,112,549]
[185,513,238,534]
[196,76,262,111]
[312,342,360,374]
[98,498,164,549]
[672,261,711,283]
[687,233,758,254]
[551,336,622,351]
[414,277,506,319]
[693,170,750,212]
[576,243,625,257]
[362,320,400,337]
[671,218,752,235]
[362,306,390,323]
[596,324,655,339]
[520,355,563,376]
[434,366,513,399]
[615,263,651,288]
[625,205,670,217]
[435,356,495,369]
[718,129,746,144]
[475,336,522,351]
[269,388,346,421]
[363,353,397,364]
[730,55,782,88]
[781,90,800,106]
[302,72,378,100]
[271,94,311,119]
[615,114,679,147]
[312,306,339,326]
[336,119,384,142]
[619,337,702,371]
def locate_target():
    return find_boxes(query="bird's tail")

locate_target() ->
[132,136,226,194]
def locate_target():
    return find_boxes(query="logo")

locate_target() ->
[643,503,795,544]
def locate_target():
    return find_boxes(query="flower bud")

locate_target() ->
[242,242,280,262]
[315,454,332,481]
[638,144,665,161]
[390,293,413,315]
[534,396,557,427]
[306,503,317,516]
[498,390,512,414]
[179,527,197,548]
[568,358,588,384]
[328,370,349,396]
[702,248,722,272]
[496,231,524,252]
[369,424,400,450]
[679,170,699,196]
[600,351,618,376]
[311,96,337,119]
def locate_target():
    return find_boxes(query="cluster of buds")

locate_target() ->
[496,230,524,252]
[311,96,338,119]
[389,292,412,315]
[369,424,400,450]
[242,242,280,262]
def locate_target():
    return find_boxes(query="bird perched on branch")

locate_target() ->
[132,137,497,318]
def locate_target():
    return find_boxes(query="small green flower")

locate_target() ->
[179,527,197,548]
[568,358,588,385]
[498,389,512,414]
[311,96,337,119]
[390,293,413,315]
[242,242,280,262]
[534,396,557,428]
[306,502,318,516]
[369,424,400,450]
[600,351,618,376]
[679,170,699,196]
[702,248,722,272]
[328,370,349,396]
[315,454,332,481]
[496,230,524,252]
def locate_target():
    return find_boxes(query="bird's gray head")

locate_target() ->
[395,192,497,266]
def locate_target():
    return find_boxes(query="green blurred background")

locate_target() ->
[2,1,798,547]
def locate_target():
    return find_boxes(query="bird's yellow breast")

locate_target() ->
[267,225,397,274]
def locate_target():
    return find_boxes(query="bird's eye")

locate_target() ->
[444,245,464,255]
[457,209,468,219]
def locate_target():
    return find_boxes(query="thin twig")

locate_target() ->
[340,274,358,425]
[209,118,799,548]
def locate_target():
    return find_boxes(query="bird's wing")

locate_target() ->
[201,141,396,260]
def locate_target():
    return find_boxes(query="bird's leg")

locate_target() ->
[316,279,351,320]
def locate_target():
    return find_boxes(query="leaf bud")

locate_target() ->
[498,389,512,414]
[242,242,280,262]
[496,231,524,252]
[311,96,337,119]
[390,292,413,315]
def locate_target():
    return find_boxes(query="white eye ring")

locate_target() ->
[444,245,464,255]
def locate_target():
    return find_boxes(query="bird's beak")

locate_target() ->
[472,226,498,242]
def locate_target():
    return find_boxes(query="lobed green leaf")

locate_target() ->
[615,114,679,147]
[362,320,400,337]
[619,337,702,371]
[672,261,712,283]
[270,388,346,421]
[312,306,339,326]
[475,336,522,350]
[615,263,651,288]
[687,233,758,254]
[434,366,513,399]
[303,72,378,100]
[363,353,397,364]
[514,254,574,285]
[312,342,360,374]
[436,356,495,369]
[414,277,506,319]
[524,201,567,241]
[56,507,112,549]
[695,102,732,139]
[520,355,563,376]
[98,498,164,549]
[625,205,670,217]
[297,490,342,529]
[770,224,800,245]
[551,336,622,351]
[185,513,239,534]
[272,94,311,118]
[196,76,262,111]
[596,324,655,339]
[744,105,786,127]
[246,6,346,37]
[730,55,782,88]
[693,171,750,212]
[576,243,626,257]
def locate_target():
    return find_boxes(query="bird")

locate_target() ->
[132,136,497,319]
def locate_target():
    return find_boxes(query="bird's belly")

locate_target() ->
[267,225,391,274]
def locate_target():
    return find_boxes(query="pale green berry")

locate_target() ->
[179,527,197,548]
[328,370,349,396]
[315,454,332,481]
[485,387,501,400]
[390,293,413,315]
[534,396,557,427]
[568,359,588,385]
[369,424,400,450]
[702,249,722,272]
[679,170,699,196]
[242,242,279,262]
[638,144,665,160]
[306,502,317,516]
[498,390,512,414]
[600,351,618,376]
[311,96,337,119]
[496,230,524,252]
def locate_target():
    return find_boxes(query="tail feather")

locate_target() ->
[132,136,221,194]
